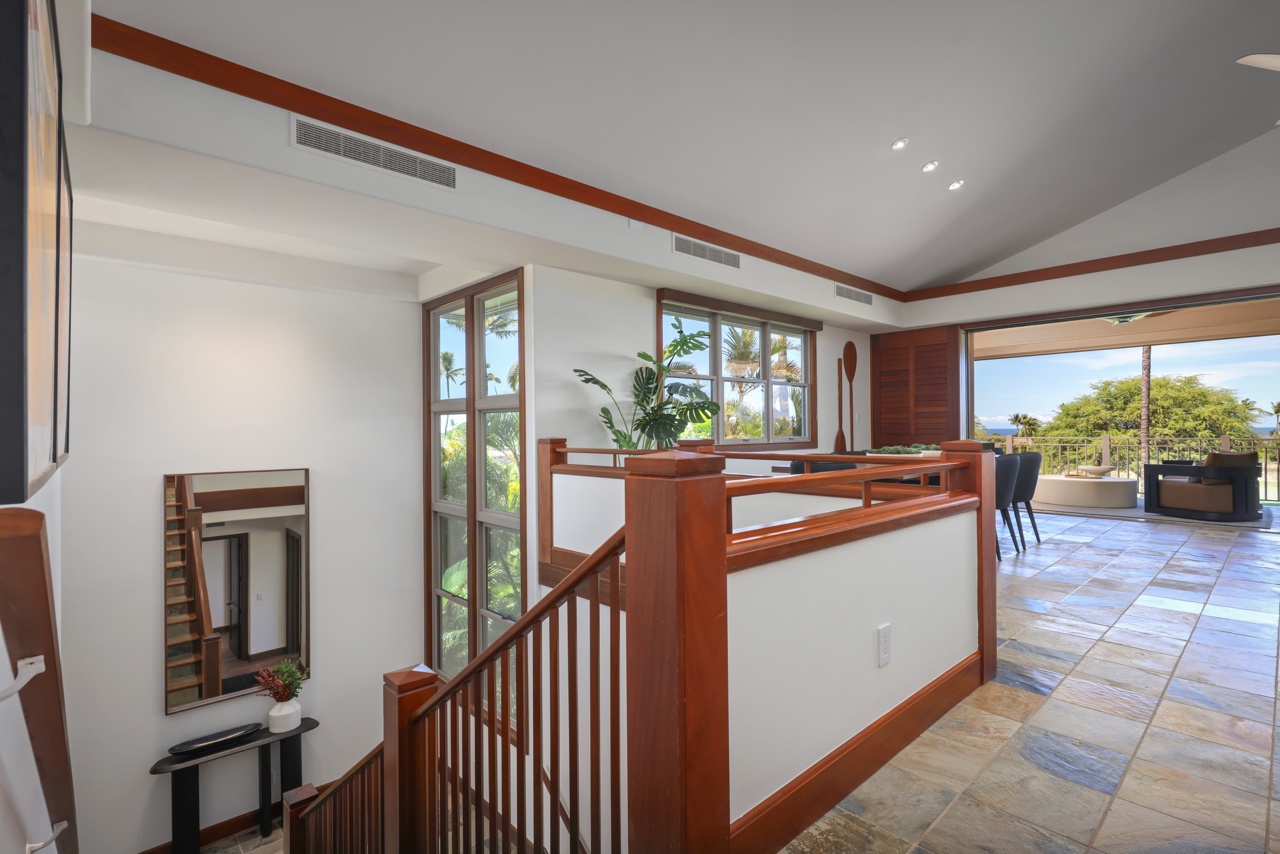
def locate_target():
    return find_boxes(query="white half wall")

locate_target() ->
[59,258,424,853]
[727,512,979,820]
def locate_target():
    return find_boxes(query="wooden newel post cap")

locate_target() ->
[624,450,726,476]
[384,664,438,694]
[538,437,568,446]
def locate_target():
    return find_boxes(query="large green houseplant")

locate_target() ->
[574,319,720,449]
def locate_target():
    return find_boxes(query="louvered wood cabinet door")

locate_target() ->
[870,326,961,447]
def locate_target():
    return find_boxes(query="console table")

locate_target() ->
[150,717,318,854]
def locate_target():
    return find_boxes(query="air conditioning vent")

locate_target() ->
[673,235,741,269]
[835,283,873,305]
[292,117,457,190]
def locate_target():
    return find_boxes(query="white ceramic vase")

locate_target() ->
[268,698,302,733]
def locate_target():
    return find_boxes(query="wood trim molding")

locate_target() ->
[906,227,1280,302]
[194,485,305,513]
[728,652,982,854]
[726,496,977,571]
[90,15,899,302]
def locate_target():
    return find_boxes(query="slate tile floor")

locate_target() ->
[786,513,1280,853]
[201,821,283,853]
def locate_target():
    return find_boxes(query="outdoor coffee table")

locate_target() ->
[1035,474,1139,509]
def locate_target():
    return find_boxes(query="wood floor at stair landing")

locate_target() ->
[785,513,1280,854]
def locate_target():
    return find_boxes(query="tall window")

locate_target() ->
[428,272,525,679]
[661,299,815,447]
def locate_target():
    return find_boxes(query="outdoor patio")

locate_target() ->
[785,511,1280,853]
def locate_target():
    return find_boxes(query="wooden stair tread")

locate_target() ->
[166,561,184,569]
[165,516,182,522]
[166,676,200,692]
[166,614,197,626]
[165,579,186,587]
[165,545,185,552]
[166,632,199,646]
[166,501,180,507]
[166,655,198,669]
[165,530,185,536]
[166,596,195,607]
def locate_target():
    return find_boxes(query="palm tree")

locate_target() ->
[1009,413,1041,437]
[1270,401,1280,438]
[439,351,465,396]
[1140,345,1151,465]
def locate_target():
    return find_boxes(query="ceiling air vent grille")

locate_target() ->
[293,117,457,189]
[673,235,741,269]
[835,283,873,305]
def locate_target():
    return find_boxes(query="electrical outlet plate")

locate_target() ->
[877,623,891,667]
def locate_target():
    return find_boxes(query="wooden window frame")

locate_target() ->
[657,289,820,451]
[424,269,527,681]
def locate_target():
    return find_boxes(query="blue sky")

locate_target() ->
[975,334,1280,432]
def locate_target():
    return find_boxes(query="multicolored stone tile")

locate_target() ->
[928,702,1023,753]
[783,808,911,854]
[1072,656,1170,697]
[994,659,1067,696]
[1136,725,1271,797]
[1151,700,1273,756]
[1006,725,1129,794]
[964,752,1109,843]
[1027,697,1147,755]
[961,680,1046,723]
[1115,759,1268,848]
[1165,677,1275,725]
[887,731,993,791]
[1092,799,1263,854]
[916,796,1085,854]
[1052,675,1159,723]
[1085,639,1178,675]
[837,764,954,843]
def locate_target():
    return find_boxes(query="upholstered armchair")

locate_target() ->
[1143,451,1262,522]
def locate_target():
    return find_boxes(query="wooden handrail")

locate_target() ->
[178,476,221,696]
[412,525,626,722]
[0,510,79,854]
[297,743,384,821]
[725,460,968,497]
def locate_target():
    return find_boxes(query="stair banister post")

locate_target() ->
[940,441,998,682]
[623,450,731,852]
[282,783,319,854]
[383,665,439,853]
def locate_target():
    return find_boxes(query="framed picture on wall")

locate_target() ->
[55,123,72,464]
[0,0,68,504]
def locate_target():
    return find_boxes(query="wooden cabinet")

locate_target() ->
[871,326,961,447]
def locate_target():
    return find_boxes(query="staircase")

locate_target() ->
[163,475,220,706]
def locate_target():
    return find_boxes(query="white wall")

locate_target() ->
[202,537,230,627]
[727,512,978,819]
[59,258,424,853]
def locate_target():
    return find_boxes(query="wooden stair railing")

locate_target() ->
[163,476,221,704]
[284,743,385,852]
[0,509,79,853]
[404,526,627,853]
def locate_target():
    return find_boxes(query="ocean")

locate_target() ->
[979,426,1275,437]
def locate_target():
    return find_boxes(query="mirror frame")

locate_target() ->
[162,468,310,715]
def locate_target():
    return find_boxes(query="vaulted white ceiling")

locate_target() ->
[91,0,1280,291]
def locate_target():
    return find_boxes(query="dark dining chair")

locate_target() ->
[1010,451,1043,551]
[994,453,1021,561]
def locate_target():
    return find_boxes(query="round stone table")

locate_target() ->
[1034,474,1139,509]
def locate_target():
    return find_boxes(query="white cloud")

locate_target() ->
[1051,349,1143,370]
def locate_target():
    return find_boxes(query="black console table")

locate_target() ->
[150,718,318,853]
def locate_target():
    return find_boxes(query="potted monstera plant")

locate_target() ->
[574,319,720,450]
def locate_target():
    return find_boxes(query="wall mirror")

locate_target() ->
[163,469,309,714]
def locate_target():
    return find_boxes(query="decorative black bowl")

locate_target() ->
[168,723,262,755]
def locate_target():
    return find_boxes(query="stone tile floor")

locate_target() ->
[786,512,1280,853]
[201,821,283,853]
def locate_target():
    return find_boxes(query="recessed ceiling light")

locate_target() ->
[922,161,939,173]
[948,180,965,190]
[891,137,909,151]
[1237,54,1280,72]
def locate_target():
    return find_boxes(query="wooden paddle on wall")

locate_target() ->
[833,357,847,452]
[843,341,858,447]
